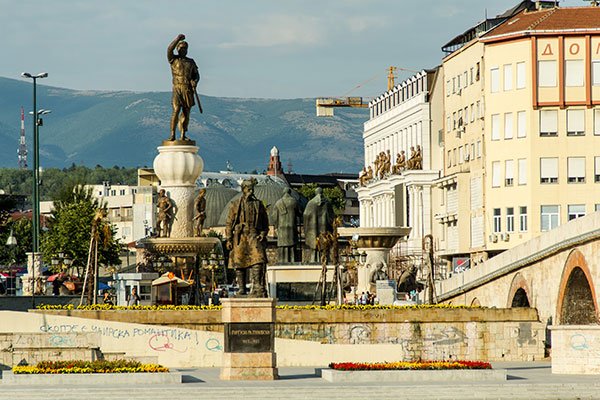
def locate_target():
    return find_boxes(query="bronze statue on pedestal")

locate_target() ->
[273,188,299,263]
[156,189,173,238]
[225,179,269,298]
[167,33,201,141]
[193,188,206,237]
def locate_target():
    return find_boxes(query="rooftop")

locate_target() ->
[483,6,600,41]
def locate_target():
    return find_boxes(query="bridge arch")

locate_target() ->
[556,249,598,325]
[507,272,532,308]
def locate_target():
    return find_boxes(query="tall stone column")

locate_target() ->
[153,143,203,238]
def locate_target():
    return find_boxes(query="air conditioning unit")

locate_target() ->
[501,233,510,242]
[464,153,470,161]
[488,234,498,243]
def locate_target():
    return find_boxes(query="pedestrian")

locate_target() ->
[103,290,114,306]
[126,287,140,306]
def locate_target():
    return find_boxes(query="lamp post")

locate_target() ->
[6,230,17,295]
[21,72,48,308]
[201,250,225,305]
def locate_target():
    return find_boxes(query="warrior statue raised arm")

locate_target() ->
[167,33,201,141]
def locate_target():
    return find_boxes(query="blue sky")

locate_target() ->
[0,0,585,99]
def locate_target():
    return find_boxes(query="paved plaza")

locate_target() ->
[1,361,599,400]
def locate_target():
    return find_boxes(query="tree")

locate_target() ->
[41,185,121,276]
[297,183,346,215]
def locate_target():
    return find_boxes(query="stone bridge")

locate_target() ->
[436,212,600,327]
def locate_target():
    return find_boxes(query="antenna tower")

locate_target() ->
[17,107,28,169]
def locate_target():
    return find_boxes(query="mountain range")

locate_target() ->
[0,77,367,175]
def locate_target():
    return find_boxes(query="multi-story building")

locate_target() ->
[435,1,600,271]
[356,68,444,253]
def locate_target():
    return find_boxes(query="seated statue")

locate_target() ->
[369,261,389,284]
[393,151,406,174]
[413,145,422,170]
[406,146,417,170]
[359,167,368,186]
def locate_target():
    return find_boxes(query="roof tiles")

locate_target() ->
[484,7,600,39]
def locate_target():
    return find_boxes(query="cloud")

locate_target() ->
[218,14,323,49]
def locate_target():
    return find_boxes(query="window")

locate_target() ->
[567,109,585,136]
[516,62,526,89]
[568,204,586,221]
[506,207,515,232]
[477,140,482,158]
[596,204,600,212]
[593,61,600,86]
[595,109,600,135]
[540,110,558,136]
[119,189,126,196]
[541,205,560,231]
[567,157,585,183]
[519,206,528,232]
[110,189,116,196]
[503,64,513,91]
[518,158,527,185]
[463,71,468,88]
[491,114,501,140]
[595,157,600,182]
[464,107,469,125]
[565,60,584,87]
[540,157,559,184]
[453,112,457,129]
[517,111,527,138]
[504,113,513,139]
[470,67,474,84]
[538,60,557,87]
[446,116,451,132]
[470,104,475,122]
[490,68,500,93]
[493,208,501,233]
[447,150,452,167]
[492,161,501,187]
[476,100,481,119]
[452,77,456,94]
[458,146,464,164]
[505,160,514,186]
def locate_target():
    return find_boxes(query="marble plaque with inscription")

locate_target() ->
[224,323,274,353]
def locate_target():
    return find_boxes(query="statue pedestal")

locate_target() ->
[153,143,203,238]
[22,252,44,296]
[375,279,397,305]
[220,298,278,380]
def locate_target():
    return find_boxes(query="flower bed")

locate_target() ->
[322,360,503,383]
[13,360,168,374]
[5,360,181,386]
[329,360,492,371]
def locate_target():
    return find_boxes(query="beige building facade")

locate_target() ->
[435,4,600,271]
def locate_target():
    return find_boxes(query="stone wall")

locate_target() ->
[551,325,600,374]
[0,332,101,369]
[29,307,545,363]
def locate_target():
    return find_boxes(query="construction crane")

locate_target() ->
[316,66,418,117]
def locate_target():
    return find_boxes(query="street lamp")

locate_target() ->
[201,250,225,305]
[21,72,48,308]
[6,230,17,295]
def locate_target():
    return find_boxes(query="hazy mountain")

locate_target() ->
[0,77,367,174]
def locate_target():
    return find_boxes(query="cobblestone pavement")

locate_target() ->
[2,361,600,400]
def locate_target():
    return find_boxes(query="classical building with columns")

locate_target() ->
[356,69,444,254]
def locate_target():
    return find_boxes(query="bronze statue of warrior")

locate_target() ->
[193,189,207,237]
[167,33,201,141]
[225,179,269,297]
